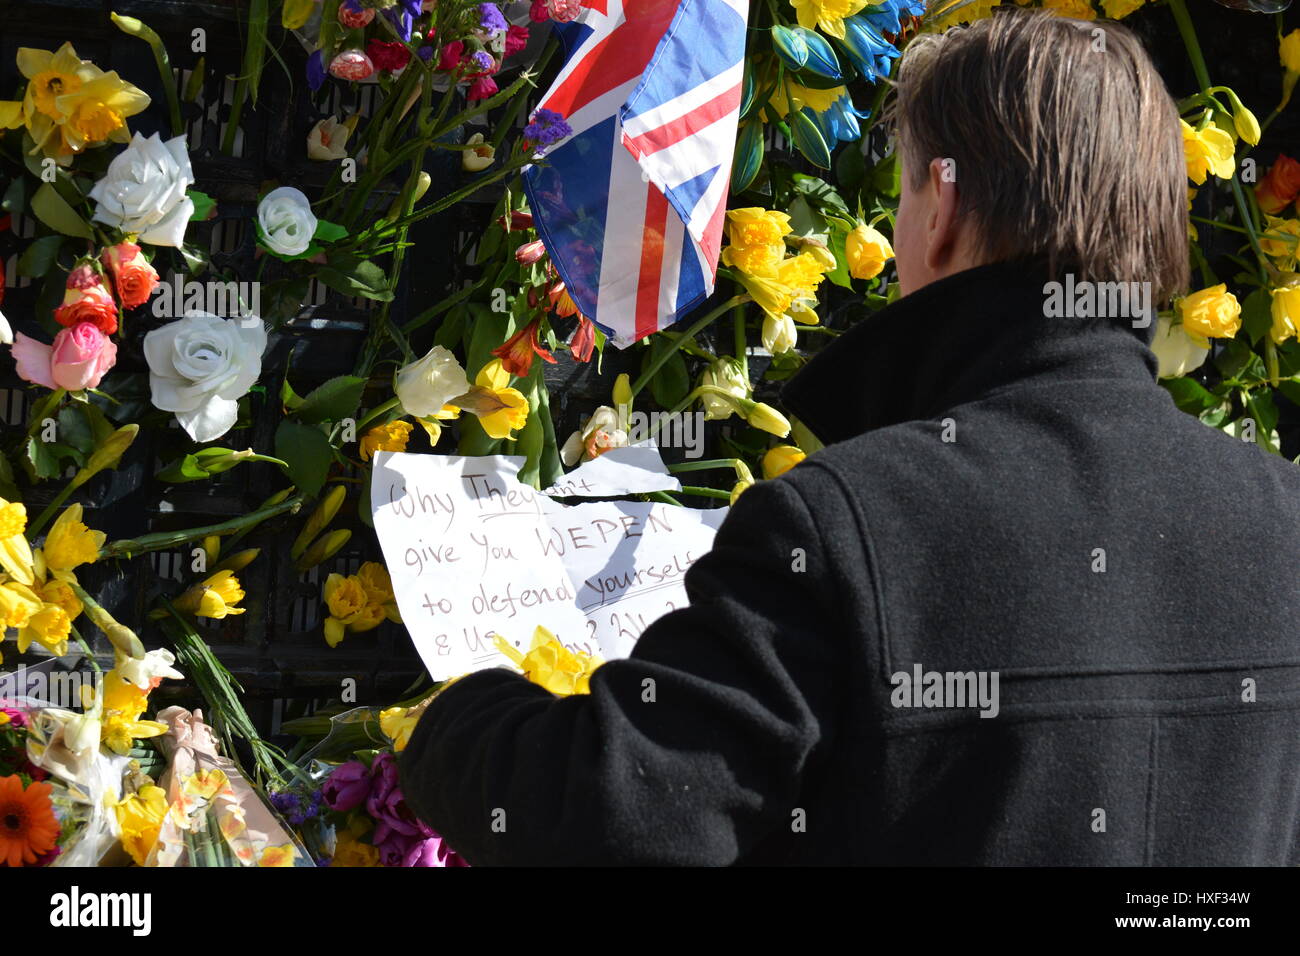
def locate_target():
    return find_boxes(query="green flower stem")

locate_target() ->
[668,458,743,473]
[355,396,402,433]
[100,495,303,560]
[221,0,268,156]
[111,14,183,138]
[68,623,101,676]
[27,481,79,540]
[734,299,748,380]
[645,490,682,507]
[629,294,751,398]
[1265,339,1280,388]
[679,485,731,500]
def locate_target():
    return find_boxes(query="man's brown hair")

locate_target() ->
[891,7,1189,304]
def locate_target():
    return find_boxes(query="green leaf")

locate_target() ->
[1161,376,1218,414]
[870,152,901,199]
[16,235,64,278]
[644,338,691,409]
[157,452,216,483]
[188,189,216,221]
[274,420,333,498]
[293,375,367,424]
[790,173,851,216]
[25,436,63,481]
[30,182,91,238]
[1214,338,1263,381]
[1240,289,1271,346]
[316,253,394,302]
[56,405,96,457]
[280,376,304,411]
[313,219,348,243]
[2,177,27,214]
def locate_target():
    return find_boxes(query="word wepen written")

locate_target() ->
[891,664,1000,718]
[49,887,151,936]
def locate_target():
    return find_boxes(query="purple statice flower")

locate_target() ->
[307,50,326,92]
[524,108,572,148]
[469,50,495,72]
[322,760,373,812]
[478,2,508,34]
[269,791,296,813]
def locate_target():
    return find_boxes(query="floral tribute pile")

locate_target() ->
[0,0,1297,866]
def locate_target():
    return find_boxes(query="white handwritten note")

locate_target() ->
[371,452,725,680]
[541,444,681,497]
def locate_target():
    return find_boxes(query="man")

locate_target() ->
[399,9,1300,864]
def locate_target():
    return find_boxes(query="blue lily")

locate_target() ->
[793,27,843,80]
[859,0,926,36]
[837,15,901,83]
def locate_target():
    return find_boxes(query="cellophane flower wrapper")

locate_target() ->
[146,706,315,867]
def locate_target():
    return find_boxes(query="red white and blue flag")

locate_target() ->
[523,0,750,348]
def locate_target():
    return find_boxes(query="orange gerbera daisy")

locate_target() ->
[0,774,60,866]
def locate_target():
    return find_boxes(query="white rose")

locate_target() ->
[762,313,797,354]
[560,405,627,466]
[257,186,318,256]
[144,311,268,442]
[1151,313,1210,379]
[89,132,195,248]
[395,345,471,418]
[0,307,12,345]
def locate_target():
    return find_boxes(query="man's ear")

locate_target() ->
[925,156,961,274]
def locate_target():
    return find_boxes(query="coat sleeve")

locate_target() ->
[398,469,845,865]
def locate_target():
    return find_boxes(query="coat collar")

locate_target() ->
[779,260,1161,446]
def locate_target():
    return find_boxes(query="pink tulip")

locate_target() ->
[11,321,117,391]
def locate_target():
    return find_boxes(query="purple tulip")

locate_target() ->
[322,760,373,812]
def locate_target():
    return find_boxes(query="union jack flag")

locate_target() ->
[522,0,750,348]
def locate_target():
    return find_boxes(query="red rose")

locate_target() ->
[366,39,412,73]
[101,241,160,310]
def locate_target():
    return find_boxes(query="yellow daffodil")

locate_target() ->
[845,223,895,280]
[322,572,388,648]
[1,43,149,159]
[1270,279,1300,345]
[18,602,71,658]
[763,445,807,479]
[458,359,529,440]
[1177,284,1241,345]
[0,498,35,586]
[95,670,168,755]
[174,569,246,619]
[720,208,792,277]
[42,503,104,573]
[359,419,414,461]
[1281,28,1300,73]
[379,705,420,752]
[1181,119,1235,184]
[114,784,168,866]
[788,0,868,40]
[494,626,603,696]
[414,404,461,446]
[0,582,42,629]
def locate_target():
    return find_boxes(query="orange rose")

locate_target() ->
[1255,154,1300,215]
[101,241,159,310]
[54,280,118,334]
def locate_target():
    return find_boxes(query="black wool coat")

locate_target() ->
[399,261,1300,865]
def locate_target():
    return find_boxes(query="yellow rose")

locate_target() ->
[1270,281,1300,345]
[845,223,895,280]
[1177,284,1241,345]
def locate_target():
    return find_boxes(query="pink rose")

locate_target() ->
[12,321,118,391]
